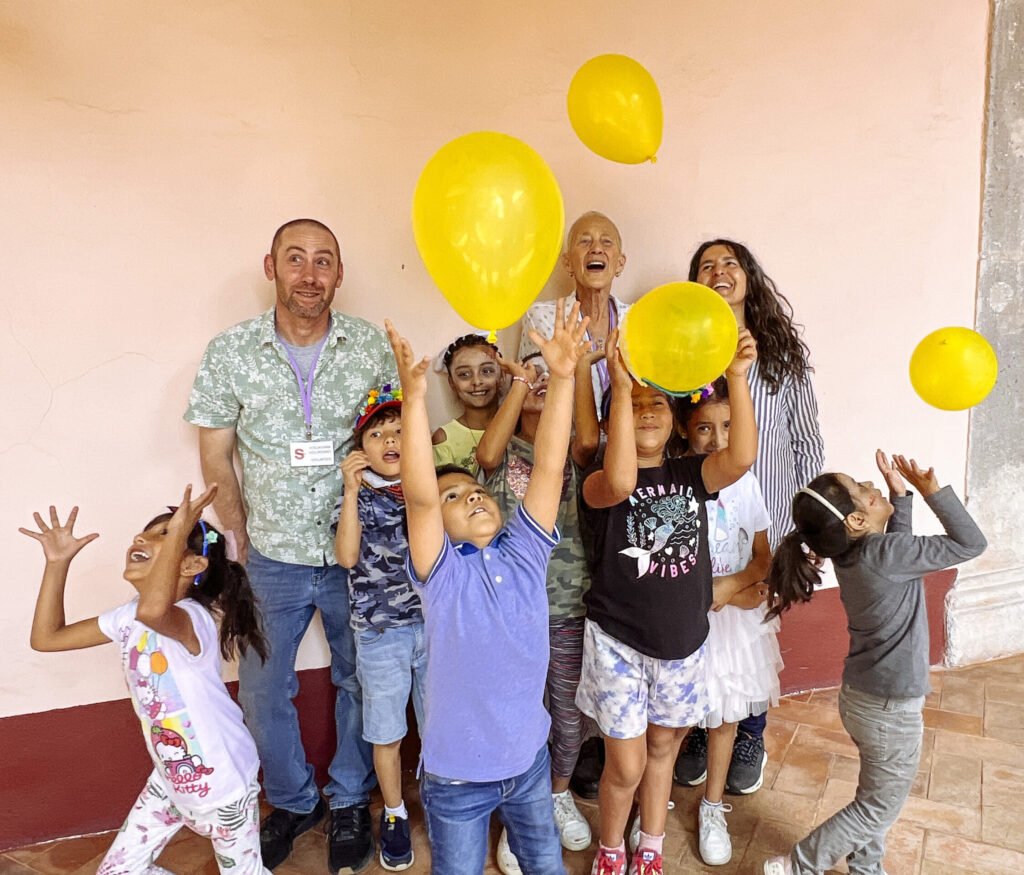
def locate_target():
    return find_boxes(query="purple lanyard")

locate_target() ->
[278,332,329,441]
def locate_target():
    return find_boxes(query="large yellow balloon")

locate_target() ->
[567,54,663,164]
[909,327,997,410]
[620,282,739,395]
[412,132,564,331]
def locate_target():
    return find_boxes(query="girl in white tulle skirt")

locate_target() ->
[677,377,783,866]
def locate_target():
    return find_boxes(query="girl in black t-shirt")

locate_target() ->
[576,330,757,875]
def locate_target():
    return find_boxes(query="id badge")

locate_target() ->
[290,440,335,467]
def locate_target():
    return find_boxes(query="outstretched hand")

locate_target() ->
[527,298,590,379]
[892,454,940,497]
[498,353,539,386]
[875,450,907,497]
[576,343,607,373]
[726,328,757,378]
[385,319,431,400]
[168,484,219,539]
[20,506,99,564]
[604,328,633,392]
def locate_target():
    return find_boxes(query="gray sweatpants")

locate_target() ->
[790,684,925,875]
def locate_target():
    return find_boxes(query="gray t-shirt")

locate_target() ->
[835,486,986,698]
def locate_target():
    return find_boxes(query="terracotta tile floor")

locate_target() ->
[4,654,1023,874]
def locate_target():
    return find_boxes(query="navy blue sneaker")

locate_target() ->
[379,810,414,871]
[725,730,767,794]
[260,797,326,869]
[673,726,708,786]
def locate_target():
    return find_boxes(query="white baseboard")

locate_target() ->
[945,566,1024,667]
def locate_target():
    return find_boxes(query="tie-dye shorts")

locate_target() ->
[575,619,709,739]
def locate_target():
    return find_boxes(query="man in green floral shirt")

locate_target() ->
[185,219,396,874]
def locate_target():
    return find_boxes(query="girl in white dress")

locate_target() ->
[678,377,783,866]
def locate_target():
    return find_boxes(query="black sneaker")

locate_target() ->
[673,726,708,786]
[379,811,414,871]
[569,736,604,799]
[725,730,767,794]
[260,797,326,869]
[328,804,374,874]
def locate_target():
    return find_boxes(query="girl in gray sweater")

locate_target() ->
[761,451,986,875]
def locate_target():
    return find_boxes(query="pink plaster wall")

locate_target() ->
[2,1,989,719]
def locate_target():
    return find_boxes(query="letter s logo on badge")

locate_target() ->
[294,448,304,460]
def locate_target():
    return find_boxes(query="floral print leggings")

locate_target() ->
[97,773,269,875]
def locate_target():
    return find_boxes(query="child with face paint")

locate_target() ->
[431,334,503,477]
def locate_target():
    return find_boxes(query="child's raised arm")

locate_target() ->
[572,346,605,468]
[582,329,637,509]
[475,356,538,478]
[134,484,218,656]
[522,299,589,532]
[335,451,369,568]
[24,506,107,652]
[385,320,444,580]
[702,329,758,494]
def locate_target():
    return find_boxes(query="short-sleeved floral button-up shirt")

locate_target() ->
[185,308,396,566]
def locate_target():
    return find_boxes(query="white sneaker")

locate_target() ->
[552,790,592,851]
[497,828,523,875]
[628,801,674,852]
[698,801,733,865]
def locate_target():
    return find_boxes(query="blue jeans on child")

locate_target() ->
[420,745,566,875]
[237,548,376,814]
[790,684,925,875]
[355,623,426,744]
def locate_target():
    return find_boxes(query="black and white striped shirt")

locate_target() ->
[747,359,825,550]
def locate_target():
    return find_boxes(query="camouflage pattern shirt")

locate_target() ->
[184,308,396,566]
[331,486,422,632]
[485,436,590,618]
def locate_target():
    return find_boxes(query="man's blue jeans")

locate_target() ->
[791,684,925,874]
[420,746,565,875]
[238,548,375,813]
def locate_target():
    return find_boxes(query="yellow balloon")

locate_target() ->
[412,132,564,332]
[620,282,739,395]
[909,327,997,410]
[567,54,663,164]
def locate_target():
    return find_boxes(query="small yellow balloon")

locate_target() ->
[909,327,997,410]
[150,651,168,675]
[412,132,564,331]
[620,282,739,395]
[567,54,663,164]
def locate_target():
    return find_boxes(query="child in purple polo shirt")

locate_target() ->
[385,299,589,875]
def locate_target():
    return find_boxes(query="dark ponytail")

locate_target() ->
[145,513,269,663]
[765,473,855,619]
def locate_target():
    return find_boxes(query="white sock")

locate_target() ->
[701,797,724,809]
[552,789,571,800]
[385,801,408,819]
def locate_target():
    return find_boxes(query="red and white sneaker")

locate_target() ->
[591,846,627,875]
[628,848,664,875]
